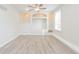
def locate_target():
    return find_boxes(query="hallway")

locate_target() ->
[0,35,75,54]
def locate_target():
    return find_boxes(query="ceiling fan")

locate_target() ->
[26,4,47,12]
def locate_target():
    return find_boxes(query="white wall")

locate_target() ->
[0,5,20,47]
[20,18,47,35]
[53,5,79,51]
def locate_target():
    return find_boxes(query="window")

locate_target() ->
[55,9,61,31]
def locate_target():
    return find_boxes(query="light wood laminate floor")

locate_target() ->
[0,35,76,54]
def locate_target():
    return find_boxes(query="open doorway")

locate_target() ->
[31,17,47,35]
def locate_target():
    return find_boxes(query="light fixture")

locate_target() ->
[35,8,40,11]
[26,4,46,12]
[25,8,29,11]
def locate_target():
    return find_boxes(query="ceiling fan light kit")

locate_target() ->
[26,4,46,12]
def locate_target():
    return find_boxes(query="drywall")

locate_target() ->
[47,11,54,31]
[20,17,47,35]
[19,12,32,23]
[0,5,20,47]
[19,12,48,35]
[19,11,54,35]
[53,5,79,51]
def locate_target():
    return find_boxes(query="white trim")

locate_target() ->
[52,33,79,53]
[19,32,52,36]
[19,33,44,35]
[0,34,19,48]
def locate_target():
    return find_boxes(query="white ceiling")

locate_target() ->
[11,4,61,13]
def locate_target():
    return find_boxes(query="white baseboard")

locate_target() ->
[19,33,44,35]
[0,34,19,48]
[18,33,52,35]
[52,33,79,53]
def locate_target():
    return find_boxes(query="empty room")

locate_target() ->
[0,4,79,54]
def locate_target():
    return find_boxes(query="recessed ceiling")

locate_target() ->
[11,4,61,13]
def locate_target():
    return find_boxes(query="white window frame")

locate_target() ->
[55,9,61,31]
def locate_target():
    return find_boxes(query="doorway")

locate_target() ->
[31,17,47,35]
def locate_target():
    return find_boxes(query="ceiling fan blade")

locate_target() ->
[27,6,33,8]
[29,9,34,11]
[39,4,43,7]
[40,8,46,9]
[27,5,31,7]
